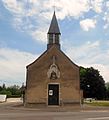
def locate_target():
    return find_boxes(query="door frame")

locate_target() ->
[47,83,60,106]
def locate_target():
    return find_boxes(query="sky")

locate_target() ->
[0,0,109,86]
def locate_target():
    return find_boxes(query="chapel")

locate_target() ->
[25,12,81,107]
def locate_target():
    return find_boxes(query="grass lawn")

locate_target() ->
[85,100,109,107]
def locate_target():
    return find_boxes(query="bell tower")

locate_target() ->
[47,12,61,49]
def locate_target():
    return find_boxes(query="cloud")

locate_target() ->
[64,41,100,63]
[2,0,24,15]
[103,13,109,30]
[0,47,37,86]
[2,0,108,42]
[31,28,47,43]
[103,1,109,29]
[63,40,109,82]
[53,0,90,19]
[1,0,92,43]
[90,0,103,13]
[80,19,97,31]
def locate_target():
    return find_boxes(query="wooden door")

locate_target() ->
[48,84,59,105]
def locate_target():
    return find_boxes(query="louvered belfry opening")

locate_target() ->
[47,12,61,49]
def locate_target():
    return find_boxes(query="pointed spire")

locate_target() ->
[48,11,61,34]
[47,12,61,49]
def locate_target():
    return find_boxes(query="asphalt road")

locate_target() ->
[0,102,109,120]
[0,109,109,120]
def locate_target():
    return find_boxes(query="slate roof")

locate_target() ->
[48,11,61,34]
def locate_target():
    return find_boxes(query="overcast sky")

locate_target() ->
[0,0,109,86]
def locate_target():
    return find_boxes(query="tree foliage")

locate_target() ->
[105,82,109,99]
[0,84,21,98]
[80,67,106,100]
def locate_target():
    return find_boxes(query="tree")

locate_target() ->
[80,67,106,100]
[7,85,21,97]
[0,83,6,91]
[0,85,2,91]
[0,84,21,98]
[2,83,6,89]
[105,82,109,99]
[0,89,12,97]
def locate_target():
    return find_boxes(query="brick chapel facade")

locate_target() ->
[25,12,81,107]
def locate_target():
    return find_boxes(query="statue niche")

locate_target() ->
[47,63,60,80]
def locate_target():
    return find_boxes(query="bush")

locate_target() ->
[0,90,12,97]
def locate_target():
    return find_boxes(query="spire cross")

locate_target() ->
[53,0,55,12]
